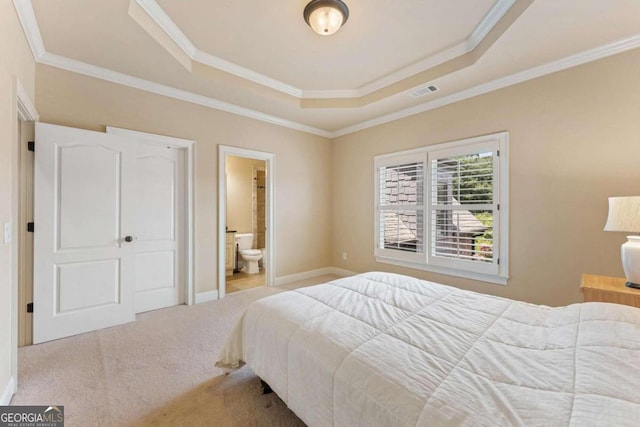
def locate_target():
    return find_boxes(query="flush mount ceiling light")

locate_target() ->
[303,0,349,36]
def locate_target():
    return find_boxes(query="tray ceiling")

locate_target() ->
[15,0,640,136]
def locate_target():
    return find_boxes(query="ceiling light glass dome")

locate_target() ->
[304,0,349,36]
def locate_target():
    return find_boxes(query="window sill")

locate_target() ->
[375,256,508,286]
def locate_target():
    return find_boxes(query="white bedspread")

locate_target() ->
[216,272,640,426]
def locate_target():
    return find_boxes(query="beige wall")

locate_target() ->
[35,65,333,293]
[0,2,36,399]
[10,19,640,376]
[331,49,640,306]
[226,156,265,235]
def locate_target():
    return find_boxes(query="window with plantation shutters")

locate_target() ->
[374,132,509,284]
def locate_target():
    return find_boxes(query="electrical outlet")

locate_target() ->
[3,222,11,244]
[342,252,347,261]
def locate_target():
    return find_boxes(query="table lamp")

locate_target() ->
[604,196,640,289]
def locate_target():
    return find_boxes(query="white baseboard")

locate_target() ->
[275,266,357,286]
[329,267,358,277]
[1,376,15,405]
[195,290,219,304]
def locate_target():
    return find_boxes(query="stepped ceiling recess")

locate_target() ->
[13,0,640,137]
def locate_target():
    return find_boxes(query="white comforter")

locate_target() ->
[217,272,640,426]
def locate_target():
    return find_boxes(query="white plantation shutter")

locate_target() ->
[373,132,508,284]
[428,142,500,275]
[375,157,426,262]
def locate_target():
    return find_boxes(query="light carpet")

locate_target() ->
[10,276,340,426]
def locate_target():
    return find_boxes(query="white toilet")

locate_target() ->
[235,233,263,275]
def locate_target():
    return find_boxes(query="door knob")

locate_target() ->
[124,236,134,242]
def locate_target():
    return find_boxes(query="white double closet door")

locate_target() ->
[33,123,185,344]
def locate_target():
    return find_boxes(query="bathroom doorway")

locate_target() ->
[218,146,275,298]
[225,156,266,293]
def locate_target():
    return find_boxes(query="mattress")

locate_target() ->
[216,272,640,426]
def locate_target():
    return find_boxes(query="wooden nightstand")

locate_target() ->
[581,274,640,308]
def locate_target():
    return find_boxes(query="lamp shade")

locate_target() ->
[603,196,640,233]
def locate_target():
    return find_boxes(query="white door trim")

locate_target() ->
[218,145,275,298]
[16,80,39,122]
[106,127,195,306]
[12,78,38,396]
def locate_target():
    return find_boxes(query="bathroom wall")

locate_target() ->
[226,155,266,239]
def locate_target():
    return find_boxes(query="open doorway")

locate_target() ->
[218,146,274,298]
[225,156,266,293]
[17,116,34,348]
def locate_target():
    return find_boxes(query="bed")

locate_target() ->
[216,272,640,426]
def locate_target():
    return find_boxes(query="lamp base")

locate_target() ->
[626,281,640,290]
[621,236,640,289]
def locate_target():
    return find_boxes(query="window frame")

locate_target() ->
[374,132,509,285]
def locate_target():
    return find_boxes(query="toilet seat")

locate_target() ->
[241,249,262,256]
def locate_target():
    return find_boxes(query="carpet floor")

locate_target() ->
[10,276,339,426]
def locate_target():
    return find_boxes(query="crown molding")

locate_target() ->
[12,0,45,60]
[135,0,302,98]
[12,0,330,137]
[351,43,470,99]
[38,52,332,137]
[300,89,361,99]
[133,0,515,99]
[37,34,640,140]
[467,0,516,50]
[192,50,302,98]
[11,1,640,140]
[353,0,516,98]
[135,0,197,57]
[332,34,640,138]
